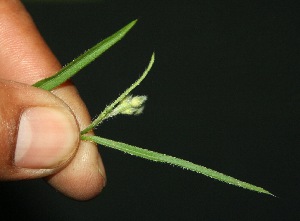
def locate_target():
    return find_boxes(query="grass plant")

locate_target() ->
[33,20,272,196]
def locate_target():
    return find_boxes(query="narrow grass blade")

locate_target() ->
[82,135,273,195]
[33,19,137,91]
[80,53,155,135]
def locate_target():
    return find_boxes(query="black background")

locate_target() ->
[1,0,300,220]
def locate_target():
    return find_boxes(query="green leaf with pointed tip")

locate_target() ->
[81,135,273,196]
[33,19,137,91]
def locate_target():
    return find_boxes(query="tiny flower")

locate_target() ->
[106,95,147,119]
[130,96,147,108]
[121,107,136,115]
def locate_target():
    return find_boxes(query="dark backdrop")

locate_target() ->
[1,0,300,220]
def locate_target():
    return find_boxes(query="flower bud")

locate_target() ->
[106,95,147,119]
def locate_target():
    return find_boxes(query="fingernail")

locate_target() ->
[15,107,79,169]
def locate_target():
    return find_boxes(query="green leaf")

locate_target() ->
[81,135,273,196]
[33,19,137,91]
[80,52,155,134]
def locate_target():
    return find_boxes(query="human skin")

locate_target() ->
[0,0,106,200]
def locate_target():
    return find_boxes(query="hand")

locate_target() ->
[0,0,106,200]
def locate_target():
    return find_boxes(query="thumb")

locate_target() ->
[0,79,79,180]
